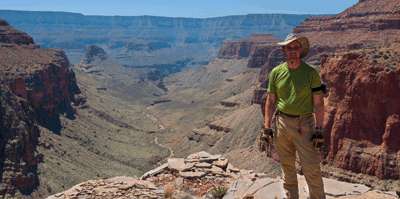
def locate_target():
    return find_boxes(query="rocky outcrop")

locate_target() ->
[217,34,281,60]
[82,45,109,64]
[46,151,397,199]
[0,18,80,197]
[319,44,400,180]
[75,45,110,76]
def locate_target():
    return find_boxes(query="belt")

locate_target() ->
[278,110,313,118]
[278,110,300,118]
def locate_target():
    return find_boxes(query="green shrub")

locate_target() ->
[383,54,389,59]
[211,185,229,199]
[379,51,384,55]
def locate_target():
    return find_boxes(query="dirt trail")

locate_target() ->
[146,114,165,130]
[154,136,174,165]
[144,107,172,164]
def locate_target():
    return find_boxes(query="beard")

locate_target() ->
[287,53,300,62]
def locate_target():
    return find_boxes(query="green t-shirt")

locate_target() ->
[268,61,322,115]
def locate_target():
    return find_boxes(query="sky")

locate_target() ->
[3,0,359,18]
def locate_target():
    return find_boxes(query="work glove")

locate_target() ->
[310,131,324,150]
[262,128,274,144]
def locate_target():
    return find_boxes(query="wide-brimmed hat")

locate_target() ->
[277,33,309,59]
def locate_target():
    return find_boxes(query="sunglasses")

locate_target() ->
[285,46,301,51]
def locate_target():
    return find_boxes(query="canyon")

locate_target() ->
[1,0,400,197]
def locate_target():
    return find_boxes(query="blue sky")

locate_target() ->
[3,0,358,18]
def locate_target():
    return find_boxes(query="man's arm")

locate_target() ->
[265,93,276,129]
[313,93,324,127]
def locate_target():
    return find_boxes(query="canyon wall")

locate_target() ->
[319,47,400,180]
[0,18,80,197]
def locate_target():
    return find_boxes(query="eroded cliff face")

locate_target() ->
[4,49,80,125]
[0,17,80,197]
[319,44,400,180]
[217,34,281,60]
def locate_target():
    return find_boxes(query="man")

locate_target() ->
[264,33,325,199]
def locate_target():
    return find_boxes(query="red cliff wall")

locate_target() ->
[320,47,400,180]
[0,18,80,197]
[1,46,80,125]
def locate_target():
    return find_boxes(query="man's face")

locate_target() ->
[283,41,303,62]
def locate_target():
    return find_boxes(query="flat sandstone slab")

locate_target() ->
[179,171,207,179]
[168,158,195,172]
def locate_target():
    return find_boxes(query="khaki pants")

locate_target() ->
[274,113,325,199]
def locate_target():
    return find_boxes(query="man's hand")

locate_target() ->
[311,130,324,150]
[263,128,274,144]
